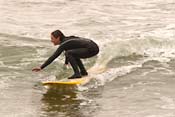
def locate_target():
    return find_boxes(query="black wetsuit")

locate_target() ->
[41,36,99,78]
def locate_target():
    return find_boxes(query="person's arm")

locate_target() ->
[40,46,64,69]
[32,46,63,72]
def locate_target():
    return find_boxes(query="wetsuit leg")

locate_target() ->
[65,51,81,79]
[75,58,88,76]
[65,48,91,79]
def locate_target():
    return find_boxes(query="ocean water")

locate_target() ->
[1,0,175,117]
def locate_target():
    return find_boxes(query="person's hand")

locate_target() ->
[32,67,42,72]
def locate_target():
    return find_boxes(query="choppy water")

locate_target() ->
[1,0,175,117]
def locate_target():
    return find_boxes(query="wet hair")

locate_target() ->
[51,30,65,42]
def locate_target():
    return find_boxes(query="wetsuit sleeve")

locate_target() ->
[40,46,64,69]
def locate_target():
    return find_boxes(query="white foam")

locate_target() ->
[0,61,5,67]
[0,80,8,89]
[146,113,175,117]
[39,75,56,82]
[93,64,141,86]
[0,61,21,70]
[160,96,175,109]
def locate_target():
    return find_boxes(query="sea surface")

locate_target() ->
[1,0,175,117]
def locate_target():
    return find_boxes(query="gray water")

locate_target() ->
[1,0,175,117]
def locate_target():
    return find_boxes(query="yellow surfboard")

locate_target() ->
[42,76,91,89]
[42,67,106,89]
[43,78,86,85]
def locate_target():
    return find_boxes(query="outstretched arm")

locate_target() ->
[32,46,64,72]
[40,46,64,69]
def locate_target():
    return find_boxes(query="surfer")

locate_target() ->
[32,30,99,79]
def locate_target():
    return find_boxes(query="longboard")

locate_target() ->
[42,67,106,89]
[42,76,92,89]
[43,77,88,85]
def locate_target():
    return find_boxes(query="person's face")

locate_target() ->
[51,34,61,46]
